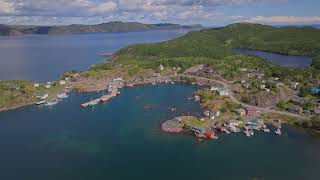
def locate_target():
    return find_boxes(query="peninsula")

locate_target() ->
[1,23,319,134]
[0,21,202,36]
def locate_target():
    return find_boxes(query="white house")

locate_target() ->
[59,80,66,85]
[33,83,40,87]
[159,64,165,71]
[45,84,51,89]
[260,84,266,89]
[218,89,229,96]
[40,94,49,100]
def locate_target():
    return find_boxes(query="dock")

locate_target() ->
[81,85,119,107]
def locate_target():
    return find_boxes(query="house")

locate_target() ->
[33,83,40,87]
[153,73,160,77]
[236,108,246,116]
[45,84,51,89]
[276,82,284,87]
[242,83,252,89]
[240,68,247,71]
[288,105,302,114]
[260,84,266,89]
[205,130,215,139]
[113,77,123,82]
[59,80,66,85]
[290,96,303,104]
[159,64,165,71]
[246,109,257,115]
[210,86,219,91]
[229,120,239,127]
[39,94,48,100]
[290,82,299,89]
[218,89,230,96]
[311,88,320,94]
[314,108,320,114]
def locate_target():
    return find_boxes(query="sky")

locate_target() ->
[0,0,319,26]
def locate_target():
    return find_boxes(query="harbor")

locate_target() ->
[81,84,119,107]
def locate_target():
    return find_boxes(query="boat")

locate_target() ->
[275,128,282,135]
[57,93,68,99]
[35,100,46,105]
[117,91,121,95]
[45,101,58,106]
[171,81,175,84]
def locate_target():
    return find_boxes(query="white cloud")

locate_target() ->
[0,1,15,14]
[89,1,117,15]
[245,16,320,24]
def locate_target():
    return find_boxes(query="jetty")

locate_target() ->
[81,85,118,107]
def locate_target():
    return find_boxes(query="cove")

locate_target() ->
[233,48,313,67]
[0,83,320,180]
[0,30,188,82]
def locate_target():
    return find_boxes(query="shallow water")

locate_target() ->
[0,83,319,180]
[0,30,188,82]
[233,48,313,67]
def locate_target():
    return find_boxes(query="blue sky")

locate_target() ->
[0,0,319,26]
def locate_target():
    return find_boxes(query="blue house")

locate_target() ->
[311,88,320,93]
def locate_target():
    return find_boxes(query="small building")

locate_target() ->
[246,109,257,116]
[242,83,252,89]
[45,84,51,89]
[113,77,123,82]
[159,64,165,71]
[194,95,200,102]
[290,82,299,89]
[218,89,229,96]
[40,94,49,100]
[59,80,66,85]
[153,73,160,77]
[260,84,266,89]
[205,130,215,139]
[314,108,320,114]
[33,83,40,87]
[236,108,246,116]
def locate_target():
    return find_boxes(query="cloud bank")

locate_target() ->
[0,0,317,25]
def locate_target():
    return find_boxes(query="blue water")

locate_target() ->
[0,30,188,81]
[0,83,320,180]
[233,48,313,67]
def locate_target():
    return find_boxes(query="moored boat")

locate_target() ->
[35,100,46,105]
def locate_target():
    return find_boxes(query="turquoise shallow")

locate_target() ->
[0,83,320,180]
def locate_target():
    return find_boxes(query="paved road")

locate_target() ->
[175,75,310,120]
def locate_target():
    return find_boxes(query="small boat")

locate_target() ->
[35,100,46,105]
[275,128,282,135]
[117,91,121,95]
[249,131,254,136]
[171,81,175,84]
[152,82,156,85]
[45,101,58,106]
[57,93,68,99]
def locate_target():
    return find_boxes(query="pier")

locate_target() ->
[81,85,119,107]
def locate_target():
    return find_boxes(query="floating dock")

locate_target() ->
[81,85,118,107]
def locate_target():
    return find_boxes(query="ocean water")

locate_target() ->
[233,48,313,67]
[0,30,188,82]
[0,83,319,180]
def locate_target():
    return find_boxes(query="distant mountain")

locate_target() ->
[0,21,202,36]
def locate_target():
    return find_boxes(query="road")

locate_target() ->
[174,75,310,120]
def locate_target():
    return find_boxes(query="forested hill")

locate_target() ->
[0,21,202,36]
[116,23,320,59]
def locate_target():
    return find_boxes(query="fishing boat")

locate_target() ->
[35,100,46,105]
[57,93,68,99]
[45,101,58,106]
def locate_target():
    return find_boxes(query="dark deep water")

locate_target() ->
[233,48,313,67]
[0,30,188,82]
[0,84,320,180]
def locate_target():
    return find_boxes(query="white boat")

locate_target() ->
[35,101,46,105]
[171,81,175,84]
[45,101,58,106]
[57,93,68,99]
[275,128,282,135]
